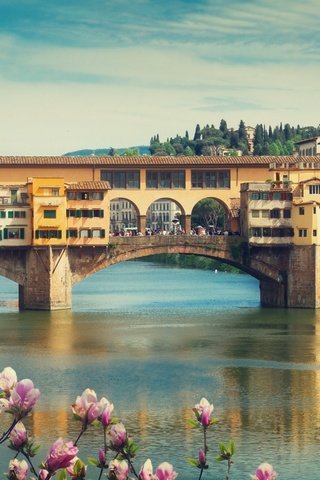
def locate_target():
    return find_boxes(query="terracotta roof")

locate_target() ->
[1,155,320,168]
[0,155,302,167]
[65,181,111,190]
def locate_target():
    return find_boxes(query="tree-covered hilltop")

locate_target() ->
[150,120,320,156]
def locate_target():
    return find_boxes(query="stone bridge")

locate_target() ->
[0,235,317,310]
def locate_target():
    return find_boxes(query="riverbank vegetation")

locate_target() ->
[141,254,242,273]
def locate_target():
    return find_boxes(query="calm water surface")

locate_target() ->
[1,261,320,479]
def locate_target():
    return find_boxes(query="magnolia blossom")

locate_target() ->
[251,463,278,480]
[8,379,40,420]
[155,462,177,480]
[7,458,29,480]
[0,367,17,397]
[100,397,114,427]
[9,422,28,448]
[44,437,79,473]
[193,398,214,427]
[139,459,154,480]
[198,448,206,467]
[110,422,127,448]
[109,459,129,480]
[72,388,105,426]
[38,469,49,480]
[66,456,86,478]
[98,448,106,466]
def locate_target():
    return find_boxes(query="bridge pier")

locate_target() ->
[19,247,72,310]
[260,279,287,307]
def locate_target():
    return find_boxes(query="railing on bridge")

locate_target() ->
[109,233,243,249]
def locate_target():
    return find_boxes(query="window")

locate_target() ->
[314,207,317,214]
[298,229,307,237]
[191,170,230,188]
[101,171,140,189]
[67,229,78,238]
[4,228,24,239]
[309,185,320,195]
[52,188,59,196]
[80,229,90,238]
[44,210,56,219]
[146,171,185,189]
[283,209,291,219]
[91,192,104,200]
[299,207,305,215]
[270,209,280,219]
[0,211,6,218]
[261,210,269,218]
[250,227,262,237]
[92,229,106,238]
[67,192,77,200]
[262,228,271,237]
[93,209,104,218]
[313,230,317,237]
[35,230,62,239]
[251,210,260,218]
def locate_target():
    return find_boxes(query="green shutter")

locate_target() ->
[4,228,8,239]
[0,211,5,218]
[0,230,2,241]
[101,229,105,238]
[100,210,104,218]
[36,230,40,239]
[20,228,25,239]
[76,210,81,218]
[66,230,69,239]
[8,211,13,219]
[58,230,62,239]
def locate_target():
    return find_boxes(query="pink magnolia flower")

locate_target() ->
[98,448,106,466]
[139,459,155,480]
[44,437,79,473]
[8,379,40,419]
[9,421,28,448]
[155,462,177,480]
[7,458,29,480]
[72,388,104,426]
[193,398,214,427]
[66,456,86,478]
[109,459,129,480]
[38,469,49,480]
[100,397,114,426]
[0,367,17,396]
[198,448,206,467]
[110,422,127,448]
[251,463,278,480]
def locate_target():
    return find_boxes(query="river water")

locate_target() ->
[1,261,320,479]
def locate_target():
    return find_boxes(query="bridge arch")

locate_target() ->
[69,237,284,288]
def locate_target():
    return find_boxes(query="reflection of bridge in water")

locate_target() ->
[0,234,299,310]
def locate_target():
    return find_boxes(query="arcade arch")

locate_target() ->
[110,198,139,234]
[146,198,185,234]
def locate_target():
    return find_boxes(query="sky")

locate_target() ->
[0,0,319,156]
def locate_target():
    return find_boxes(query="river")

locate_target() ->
[0,261,320,479]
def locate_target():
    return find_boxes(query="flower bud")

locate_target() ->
[198,448,206,467]
[9,422,28,448]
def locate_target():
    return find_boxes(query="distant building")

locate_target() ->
[295,136,320,156]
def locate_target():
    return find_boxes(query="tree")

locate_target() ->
[192,198,226,230]
[193,124,201,141]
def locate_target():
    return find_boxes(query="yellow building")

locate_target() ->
[66,181,110,245]
[28,177,66,246]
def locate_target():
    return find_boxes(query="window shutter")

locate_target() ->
[4,228,8,239]
[8,211,13,218]
[0,230,2,241]
[66,230,69,239]
[100,210,104,218]
[20,228,25,239]
[58,230,62,239]
[36,230,40,239]
[76,210,81,218]
[0,211,5,218]
[101,229,105,238]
